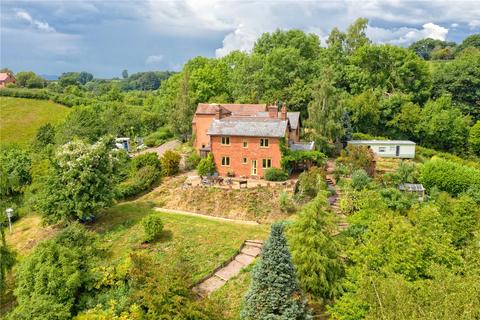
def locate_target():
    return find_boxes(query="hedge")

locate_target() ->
[419,157,480,196]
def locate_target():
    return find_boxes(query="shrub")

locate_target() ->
[419,158,480,195]
[339,145,375,175]
[279,191,296,213]
[264,168,289,181]
[469,121,480,156]
[185,152,201,170]
[116,165,160,199]
[131,152,161,172]
[197,153,216,176]
[351,169,371,190]
[160,150,181,176]
[144,128,173,147]
[141,214,164,242]
[295,166,326,201]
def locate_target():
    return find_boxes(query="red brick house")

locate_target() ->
[192,103,310,178]
[0,72,16,88]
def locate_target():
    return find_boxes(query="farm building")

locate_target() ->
[348,140,416,159]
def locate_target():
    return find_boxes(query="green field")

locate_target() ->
[0,97,70,145]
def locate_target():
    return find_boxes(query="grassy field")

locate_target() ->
[0,97,70,145]
[2,202,269,318]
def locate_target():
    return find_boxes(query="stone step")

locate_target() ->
[193,275,226,297]
[241,245,262,257]
[244,240,263,248]
[215,260,245,281]
[235,253,256,265]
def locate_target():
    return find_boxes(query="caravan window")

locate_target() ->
[379,147,386,152]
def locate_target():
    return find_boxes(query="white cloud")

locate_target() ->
[15,9,55,32]
[367,22,448,45]
[469,20,480,29]
[145,55,164,65]
[451,23,459,28]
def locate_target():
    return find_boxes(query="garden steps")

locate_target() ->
[192,240,263,298]
[326,160,349,233]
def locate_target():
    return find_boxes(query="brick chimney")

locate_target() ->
[268,104,278,118]
[214,105,223,120]
[280,102,287,120]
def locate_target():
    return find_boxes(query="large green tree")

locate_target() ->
[289,192,344,299]
[37,137,117,223]
[241,222,310,320]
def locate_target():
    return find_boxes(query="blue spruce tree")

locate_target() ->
[241,222,311,320]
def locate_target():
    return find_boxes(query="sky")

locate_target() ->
[1,0,479,78]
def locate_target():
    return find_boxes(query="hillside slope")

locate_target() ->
[0,97,70,145]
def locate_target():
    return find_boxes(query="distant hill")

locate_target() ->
[39,74,59,81]
[0,97,70,145]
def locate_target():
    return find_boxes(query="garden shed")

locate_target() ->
[347,140,416,159]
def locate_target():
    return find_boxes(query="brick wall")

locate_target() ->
[193,114,216,150]
[210,135,282,178]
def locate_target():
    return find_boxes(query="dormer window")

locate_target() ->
[221,136,230,145]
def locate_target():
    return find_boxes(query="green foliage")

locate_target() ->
[0,147,31,197]
[11,223,99,319]
[160,150,181,176]
[0,221,16,295]
[288,193,344,299]
[37,138,117,223]
[469,121,480,155]
[241,222,310,319]
[281,150,327,172]
[15,71,46,88]
[197,153,216,176]
[116,165,160,199]
[419,158,480,196]
[128,253,222,319]
[338,145,375,175]
[295,166,326,201]
[131,152,161,172]
[185,151,201,170]
[141,214,164,242]
[143,128,173,147]
[409,38,456,60]
[264,168,289,181]
[34,123,56,147]
[379,187,415,212]
[456,33,480,53]
[351,169,371,191]
[279,191,296,213]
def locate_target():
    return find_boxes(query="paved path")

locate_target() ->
[192,240,263,297]
[154,207,260,225]
[134,139,181,157]
[326,160,349,232]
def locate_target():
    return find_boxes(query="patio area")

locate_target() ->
[182,173,298,191]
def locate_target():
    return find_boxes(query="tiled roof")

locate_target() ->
[207,117,288,138]
[255,111,300,129]
[195,103,267,115]
[348,140,416,145]
[0,73,12,81]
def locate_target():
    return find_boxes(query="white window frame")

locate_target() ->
[243,140,248,148]
[251,160,257,175]
[260,138,269,148]
[221,156,230,166]
[242,157,248,164]
[221,136,230,145]
[262,158,272,169]
[378,146,386,153]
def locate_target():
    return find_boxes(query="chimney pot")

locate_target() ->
[281,103,287,120]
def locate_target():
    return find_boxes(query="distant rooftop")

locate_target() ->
[207,117,288,138]
[348,140,416,145]
[195,103,267,116]
[290,141,315,151]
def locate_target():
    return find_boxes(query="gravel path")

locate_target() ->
[134,139,181,157]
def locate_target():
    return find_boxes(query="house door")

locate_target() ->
[251,160,257,176]
[396,146,400,157]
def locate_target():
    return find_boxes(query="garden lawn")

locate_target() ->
[0,97,70,145]
[92,202,269,283]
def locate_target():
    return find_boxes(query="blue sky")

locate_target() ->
[1,0,479,78]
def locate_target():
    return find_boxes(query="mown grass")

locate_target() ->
[92,202,269,283]
[0,97,70,145]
